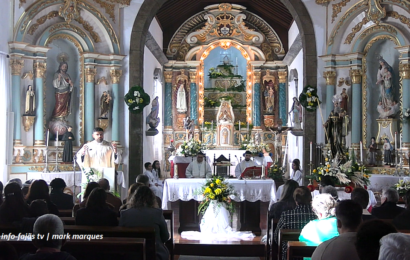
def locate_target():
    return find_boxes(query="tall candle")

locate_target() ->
[202,121,204,129]
[239,120,241,132]
[56,130,58,142]
[360,141,363,162]
[46,130,49,147]
[400,133,403,150]
[247,122,249,132]
[395,132,397,150]
[211,120,213,132]
[310,142,312,162]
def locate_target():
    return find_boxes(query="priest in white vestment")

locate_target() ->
[76,127,121,183]
[185,152,212,178]
[235,151,256,178]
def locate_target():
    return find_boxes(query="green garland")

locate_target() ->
[124,86,150,114]
[299,85,320,112]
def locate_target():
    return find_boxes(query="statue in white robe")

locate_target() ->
[176,84,187,113]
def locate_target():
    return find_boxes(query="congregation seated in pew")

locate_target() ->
[351,187,376,222]
[0,182,30,225]
[49,178,74,210]
[371,188,404,219]
[98,178,122,213]
[392,189,410,230]
[25,180,59,216]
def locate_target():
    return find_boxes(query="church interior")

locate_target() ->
[1,0,410,259]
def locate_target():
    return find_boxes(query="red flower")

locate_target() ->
[364,185,367,190]
[345,186,353,193]
[307,185,315,192]
[171,139,174,143]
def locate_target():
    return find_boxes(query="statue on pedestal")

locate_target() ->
[368,137,377,166]
[99,91,111,119]
[24,85,36,116]
[340,88,349,113]
[289,97,302,129]
[383,138,393,166]
[62,126,75,163]
[52,61,73,119]
[183,116,194,139]
[176,83,187,113]
[146,96,160,136]
[376,57,396,119]
[264,80,275,114]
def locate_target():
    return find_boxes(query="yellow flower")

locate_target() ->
[325,168,329,172]
[319,171,322,175]
[319,177,321,181]
[128,99,134,103]
[325,158,329,162]
[209,194,215,199]
[345,152,349,156]
[139,98,144,103]
[327,164,330,168]
[215,188,222,195]
[215,179,222,185]
[307,92,312,97]
[313,169,317,173]
[210,183,214,187]
[204,187,211,194]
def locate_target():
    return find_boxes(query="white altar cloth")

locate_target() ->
[367,175,410,191]
[26,171,128,200]
[169,151,273,177]
[161,178,276,210]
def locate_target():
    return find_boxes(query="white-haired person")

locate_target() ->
[299,193,339,244]
[378,233,410,260]
[20,214,76,260]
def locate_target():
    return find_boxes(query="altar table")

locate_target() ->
[169,152,273,178]
[162,178,276,234]
[26,171,128,200]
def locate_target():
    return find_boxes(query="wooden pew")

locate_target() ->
[277,229,301,260]
[62,238,146,260]
[287,241,317,260]
[58,209,73,217]
[265,211,279,260]
[163,210,174,260]
[64,225,156,260]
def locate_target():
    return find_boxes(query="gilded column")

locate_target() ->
[33,61,46,146]
[400,63,410,145]
[278,71,288,126]
[10,59,24,145]
[164,71,173,129]
[350,69,362,144]
[323,71,336,117]
[110,69,122,144]
[85,67,96,142]
[189,70,198,124]
[253,71,261,127]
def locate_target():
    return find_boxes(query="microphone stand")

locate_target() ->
[72,155,77,204]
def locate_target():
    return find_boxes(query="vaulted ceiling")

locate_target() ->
[156,0,294,55]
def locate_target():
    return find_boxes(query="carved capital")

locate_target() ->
[34,62,47,78]
[10,59,25,75]
[189,71,197,83]
[164,71,173,83]
[110,69,122,84]
[350,69,363,84]
[399,63,410,79]
[278,71,287,83]
[85,68,97,83]
[254,71,261,84]
[323,71,336,85]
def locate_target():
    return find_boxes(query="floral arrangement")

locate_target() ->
[203,121,216,130]
[240,139,271,155]
[306,157,371,187]
[124,86,150,114]
[268,162,283,180]
[394,179,410,196]
[234,121,247,130]
[403,108,410,120]
[198,176,236,215]
[299,85,320,112]
[204,97,220,107]
[176,139,206,156]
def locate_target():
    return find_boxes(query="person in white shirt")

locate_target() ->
[235,151,256,178]
[276,159,303,200]
[143,162,163,200]
[185,152,212,178]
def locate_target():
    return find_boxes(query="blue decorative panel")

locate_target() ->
[190,83,198,124]
[164,82,173,127]
[279,83,287,126]
[253,83,261,126]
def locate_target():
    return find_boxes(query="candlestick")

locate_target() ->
[395,132,397,150]
[360,141,363,162]
[310,142,312,162]
[247,122,249,132]
[46,130,49,147]
[56,130,58,143]
[211,120,213,132]
[239,120,241,132]
[202,121,204,129]
[400,133,402,150]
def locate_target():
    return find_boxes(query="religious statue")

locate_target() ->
[340,88,349,113]
[51,61,73,119]
[176,83,187,113]
[24,85,35,116]
[146,96,160,129]
[254,132,261,145]
[183,116,194,139]
[222,129,228,145]
[288,97,302,129]
[99,91,111,119]
[323,95,348,158]
[264,81,275,114]
[377,100,400,119]
[383,138,393,166]
[376,57,395,118]
[62,126,75,163]
[368,137,377,166]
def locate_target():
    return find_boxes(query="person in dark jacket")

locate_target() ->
[392,189,410,229]
[25,180,59,216]
[351,187,376,222]
[0,182,29,225]
[76,188,118,226]
[49,178,74,210]
[371,188,404,219]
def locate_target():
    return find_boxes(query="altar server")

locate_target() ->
[143,162,163,200]
[185,152,212,178]
[235,151,256,178]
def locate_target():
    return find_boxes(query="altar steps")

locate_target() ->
[174,233,266,260]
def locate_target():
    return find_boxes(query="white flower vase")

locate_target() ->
[200,200,232,235]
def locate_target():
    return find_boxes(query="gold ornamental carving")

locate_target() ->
[10,59,25,76]
[98,118,109,130]
[367,0,386,25]
[49,23,87,38]
[110,69,122,84]
[75,16,101,43]
[359,24,397,40]
[219,3,233,11]
[323,71,336,85]
[164,71,173,83]
[332,0,351,23]
[189,71,197,83]
[350,69,363,84]
[85,68,97,83]
[399,63,410,79]
[96,77,108,85]
[254,71,261,84]
[278,71,287,84]
[388,11,410,30]
[364,35,399,54]
[22,116,36,132]
[45,34,84,52]
[22,71,34,80]
[59,0,80,24]
[263,69,275,84]
[28,11,59,35]
[176,69,188,83]
[94,0,115,22]
[34,62,47,79]
[315,0,332,5]
[344,17,369,44]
